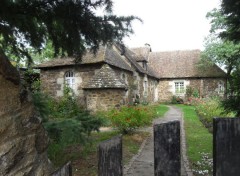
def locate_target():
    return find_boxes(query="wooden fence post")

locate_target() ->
[51,161,72,176]
[213,118,240,176]
[98,135,122,176]
[154,120,181,176]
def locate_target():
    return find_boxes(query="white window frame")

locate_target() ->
[174,81,185,94]
[65,71,75,89]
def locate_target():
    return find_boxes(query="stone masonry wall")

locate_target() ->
[112,68,133,104]
[116,69,159,104]
[0,55,52,175]
[158,78,226,102]
[85,89,126,112]
[40,65,102,106]
[40,64,159,110]
[158,80,173,102]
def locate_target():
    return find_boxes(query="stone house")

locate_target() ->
[132,48,227,102]
[35,45,159,111]
[35,45,227,111]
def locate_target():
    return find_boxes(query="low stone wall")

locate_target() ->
[85,89,126,111]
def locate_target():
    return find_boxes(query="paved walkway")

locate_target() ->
[124,105,193,176]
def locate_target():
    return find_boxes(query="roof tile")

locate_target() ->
[84,64,127,89]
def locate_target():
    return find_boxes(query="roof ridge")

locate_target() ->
[151,49,201,54]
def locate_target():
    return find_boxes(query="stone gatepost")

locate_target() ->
[0,53,52,175]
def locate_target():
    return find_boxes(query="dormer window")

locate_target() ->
[65,71,75,89]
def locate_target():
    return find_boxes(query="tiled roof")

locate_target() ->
[147,50,227,78]
[115,45,159,79]
[35,46,133,72]
[131,47,150,61]
[83,64,127,89]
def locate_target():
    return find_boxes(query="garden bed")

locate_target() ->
[47,104,169,175]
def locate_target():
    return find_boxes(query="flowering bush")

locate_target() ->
[107,105,156,134]
[194,97,234,132]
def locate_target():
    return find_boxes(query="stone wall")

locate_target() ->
[146,78,159,103]
[40,64,102,106]
[158,79,173,102]
[112,68,133,104]
[158,78,227,102]
[0,54,52,175]
[111,68,159,104]
[85,89,126,111]
[40,63,159,110]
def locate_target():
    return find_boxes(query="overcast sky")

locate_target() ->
[112,0,220,52]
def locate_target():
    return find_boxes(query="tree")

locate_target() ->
[202,8,240,116]
[201,35,240,94]
[0,0,140,67]
[221,0,240,41]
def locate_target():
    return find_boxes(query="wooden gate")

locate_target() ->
[53,118,240,176]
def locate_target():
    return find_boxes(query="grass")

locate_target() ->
[176,105,213,175]
[155,104,169,117]
[68,131,150,176]
[49,104,169,175]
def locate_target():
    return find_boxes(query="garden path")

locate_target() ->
[124,105,193,176]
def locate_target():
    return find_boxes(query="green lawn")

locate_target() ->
[176,105,213,175]
[155,104,169,117]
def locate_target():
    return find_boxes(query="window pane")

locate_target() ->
[175,82,184,93]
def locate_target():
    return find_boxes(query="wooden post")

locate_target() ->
[213,118,240,176]
[98,135,122,176]
[51,161,72,176]
[154,120,181,176]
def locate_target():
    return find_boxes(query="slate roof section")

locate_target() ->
[114,45,159,79]
[83,64,127,89]
[35,46,133,72]
[147,50,227,78]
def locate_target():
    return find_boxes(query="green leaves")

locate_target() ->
[0,0,140,64]
[106,105,156,134]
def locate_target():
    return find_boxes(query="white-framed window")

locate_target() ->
[175,81,185,94]
[65,71,75,89]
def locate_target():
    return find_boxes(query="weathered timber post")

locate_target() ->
[98,135,122,176]
[213,118,240,176]
[154,120,181,176]
[52,161,72,176]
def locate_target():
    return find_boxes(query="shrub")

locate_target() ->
[186,86,194,98]
[106,105,156,134]
[193,89,200,98]
[171,95,184,104]
[32,86,105,162]
[195,97,234,132]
